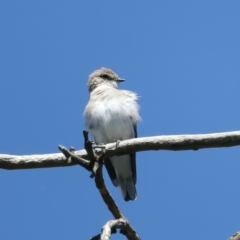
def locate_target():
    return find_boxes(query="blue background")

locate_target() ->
[1,1,240,239]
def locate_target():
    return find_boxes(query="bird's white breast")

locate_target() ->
[84,86,140,144]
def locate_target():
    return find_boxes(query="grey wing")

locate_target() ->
[130,123,137,184]
[103,123,137,187]
[104,158,118,186]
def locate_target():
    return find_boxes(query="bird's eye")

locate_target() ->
[101,74,111,79]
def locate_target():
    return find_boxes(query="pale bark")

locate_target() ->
[229,232,240,240]
[91,218,139,240]
[1,130,240,170]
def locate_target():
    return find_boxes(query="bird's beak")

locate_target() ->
[116,78,125,82]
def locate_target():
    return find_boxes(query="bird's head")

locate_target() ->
[87,68,125,92]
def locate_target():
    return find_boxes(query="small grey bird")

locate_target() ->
[84,67,140,201]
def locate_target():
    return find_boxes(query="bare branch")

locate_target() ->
[104,130,240,157]
[229,232,240,240]
[58,145,91,170]
[91,218,140,240]
[0,150,88,170]
[94,159,125,219]
[1,130,240,170]
[100,219,119,240]
[92,152,139,239]
[92,164,140,239]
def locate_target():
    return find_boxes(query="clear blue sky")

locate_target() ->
[1,1,240,239]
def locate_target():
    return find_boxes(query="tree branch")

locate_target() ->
[229,232,240,240]
[92,160,140,240]
[58,145,91,170]
[90,218,140,240]
[1,130,240,170]
[94,158,124,219]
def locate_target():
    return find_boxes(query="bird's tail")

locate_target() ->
[118,176,137,201]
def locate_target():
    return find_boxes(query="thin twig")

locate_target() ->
[58,145,91,171]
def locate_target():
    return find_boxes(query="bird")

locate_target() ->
[84,67,140,201]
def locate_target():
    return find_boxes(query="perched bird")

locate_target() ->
[84,67,140,201]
